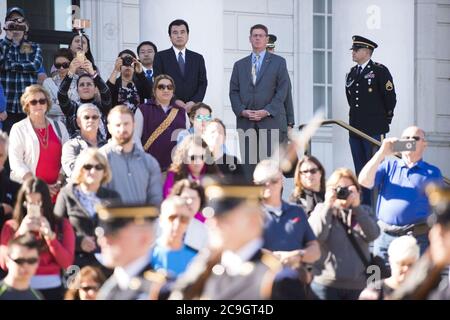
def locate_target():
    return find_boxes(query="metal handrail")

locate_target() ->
[298,119,450,186]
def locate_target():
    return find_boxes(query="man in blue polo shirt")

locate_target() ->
[253,159,320,267]
[359,126,443,266]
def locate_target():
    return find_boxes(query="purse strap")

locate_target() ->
[143,107,179,151]
[336,216,370,268]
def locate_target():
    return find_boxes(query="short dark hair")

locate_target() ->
[137,41,158,55]
[8,233,40,252]
[53,48,73,63]
[118,49,136,59]
[169,19,189,35]
[250,24,268,36]
[77,73,94,87]
[188,102,212,122]
[170,179,206,211]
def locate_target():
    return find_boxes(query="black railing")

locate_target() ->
[298,119,450,186]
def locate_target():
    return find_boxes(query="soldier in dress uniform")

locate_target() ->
[169,177,311,300]
[266,34,295,146]
[95,204,168,300]
[345,35,397,206]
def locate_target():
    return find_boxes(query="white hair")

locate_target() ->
[388,235,420,263]
[160,196,188,220]
[76,103,100,118]
[253,159,281,184]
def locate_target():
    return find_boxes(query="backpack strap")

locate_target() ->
[51,119,62,141]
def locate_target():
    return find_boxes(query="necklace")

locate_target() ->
[34,121,49,149]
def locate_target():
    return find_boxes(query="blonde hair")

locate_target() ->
[20,84,52,115]
[326,168,361,193]
[253,159,281,184]
[71,148,112,185]
[107,104,134,124]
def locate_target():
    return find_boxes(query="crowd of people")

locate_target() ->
[0,6,448,301]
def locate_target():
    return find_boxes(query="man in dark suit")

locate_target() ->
[153,19,207,112]
[229,24,290,181]
[96,204,168,300]
[137,41,158,93]
[345,35,396,205]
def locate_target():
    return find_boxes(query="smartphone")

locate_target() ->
[27,204,41,218]
[76,51,86,63]
[392,139,416,152]
[73,19,91,30]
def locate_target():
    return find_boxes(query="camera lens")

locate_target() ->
[336,186,350,200]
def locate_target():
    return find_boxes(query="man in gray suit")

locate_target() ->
[230,24,290,181]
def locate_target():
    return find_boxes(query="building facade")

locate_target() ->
[1,0,449,180]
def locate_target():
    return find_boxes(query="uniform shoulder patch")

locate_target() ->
[385,80,394,91]
[261,252,282,272]
[373,62,385,68]
[143,270,167,284]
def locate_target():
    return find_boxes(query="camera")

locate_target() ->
[122,55,134,67]
[4,20,27,32]
[392,139,416,152]
[335,186,351,200]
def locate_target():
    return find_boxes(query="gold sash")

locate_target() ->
[143,108,179,151]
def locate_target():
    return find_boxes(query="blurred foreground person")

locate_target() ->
[0,233,43,300]
[389,184,450,300]
[169,178,311,300]
[96,204,168,300]
[64,266,106,300]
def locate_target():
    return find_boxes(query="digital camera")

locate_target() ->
[122,56,134,67]
[4,21,27,32]
[335,186,351,200]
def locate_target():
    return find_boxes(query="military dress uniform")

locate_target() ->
[94,204,169,300]
[346,35,397,205]
[168,179,311,300]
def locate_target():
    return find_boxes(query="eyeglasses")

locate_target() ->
[157,84,174,91]
[80,285,99,292]
[79,82,94,88]
[188,155,205,162]
[29,99,47,106]
[300,168,320,175]
[83,164,105,171]
[8,17,25,23]
[401,136,422,141]
[82,115,99,121]
[54,62,70,69]
[9,256,39,265]
[195,115,212,122]
[167,215,190,224]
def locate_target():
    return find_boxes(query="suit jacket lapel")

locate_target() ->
[256,52,271,85]
[184,50,191,79]
[245,54,253,85]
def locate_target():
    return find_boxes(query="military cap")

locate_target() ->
[6,7,25,20]
[267,34,277,49]
[96,203,159,235]
[203,176,262,217]
[426,184,450,227]
[350,35,378,50]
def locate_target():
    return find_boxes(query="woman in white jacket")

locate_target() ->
[8,85,69,202]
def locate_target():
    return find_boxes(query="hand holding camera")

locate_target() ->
[113,57,123,73]
[17,206,42,235]
[40,216,55,240]
[69,58,83,75]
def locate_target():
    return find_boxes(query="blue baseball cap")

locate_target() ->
[6,7,25,21]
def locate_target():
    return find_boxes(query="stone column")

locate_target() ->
[140,0,224,114]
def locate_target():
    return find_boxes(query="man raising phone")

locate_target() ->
[358,126,443,269]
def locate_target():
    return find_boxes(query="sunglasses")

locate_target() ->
[54,62,70,69]
[80,285,99,292]
[83,164,105,171]
[195,115,212,122]
[300,168,320,175]
[167,215,190,224]
[29,99,47,106]
[401,136,422,141]
[82,115,99,120]
[188,155,205,162]
[157,84,174,91]
[9,256,39,265]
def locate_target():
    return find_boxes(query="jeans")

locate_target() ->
[373,230,430,270]
[310,282,362,300]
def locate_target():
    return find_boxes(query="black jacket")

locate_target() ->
[54,183,120,267]
[345,59,397,135]
[106,71,153,110]
[153,48,207,103]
